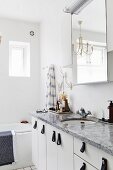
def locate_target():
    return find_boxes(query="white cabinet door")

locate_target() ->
[47,124,74,170]
[57,129,73,170]
[60,13,72,66]
[47,124,57,170]
[32,117,38,168]
[74,154,97,170]
[38,120,47,170]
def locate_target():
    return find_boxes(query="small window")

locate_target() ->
[9,41,30,77]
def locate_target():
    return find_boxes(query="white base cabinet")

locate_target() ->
[32,117,113,170]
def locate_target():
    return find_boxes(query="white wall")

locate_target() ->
[0,18,40,123]
[39,8,72,108]
[71,83,113,119]
[40,0,113,120]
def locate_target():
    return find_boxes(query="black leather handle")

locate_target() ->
[80,142,86,153]
[52,131,56,142]
[80,163,86,170]
[41,125,45,134]
[57,133,61,145]
[101,158,107,170]
[33,121,37,129]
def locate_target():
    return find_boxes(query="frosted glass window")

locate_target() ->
[9,41,30,77]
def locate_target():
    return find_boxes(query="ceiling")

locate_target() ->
[0,0,106,33]
[0,0,74,23]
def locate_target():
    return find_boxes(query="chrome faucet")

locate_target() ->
[77,107,91,118]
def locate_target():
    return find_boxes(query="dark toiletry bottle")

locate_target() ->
[56,101,60,111]
[108,100,113,123]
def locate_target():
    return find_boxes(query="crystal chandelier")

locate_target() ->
[75,21,93,56]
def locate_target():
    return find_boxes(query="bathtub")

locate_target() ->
[0,123,32,170]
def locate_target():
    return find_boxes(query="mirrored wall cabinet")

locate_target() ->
[64,0,113,84]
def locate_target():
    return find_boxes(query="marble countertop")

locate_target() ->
[32,111,113,156]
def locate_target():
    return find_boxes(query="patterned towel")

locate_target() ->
[0,131,14,166]
[46,65,56,109]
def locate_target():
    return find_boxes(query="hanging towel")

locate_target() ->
[0,131,14,166]
[46,64,56,110]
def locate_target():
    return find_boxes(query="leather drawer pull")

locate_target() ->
[33,121,37,129]
[57,133,62,145]
[80,142,86,153]
[80,163,86,170]
[101,158,107,170]
[41,125,45,134]
[52,131,56,142]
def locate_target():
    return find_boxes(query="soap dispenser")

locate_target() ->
[108,100,113,123]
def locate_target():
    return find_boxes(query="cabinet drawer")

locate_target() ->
[74,154,98,170]
[98,149,113,170]
[74,138,100,169]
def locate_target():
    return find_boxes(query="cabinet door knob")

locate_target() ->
[52,131,56,142]
[33,121,37,129]
[41,125,45,134]
[80,142,85,153]
[101,158,107,170]
[57,133,61,145]
[80,163,86,170]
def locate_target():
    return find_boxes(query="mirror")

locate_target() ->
[72,0,107,84]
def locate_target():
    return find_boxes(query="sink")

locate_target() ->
[61,118,96,126]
